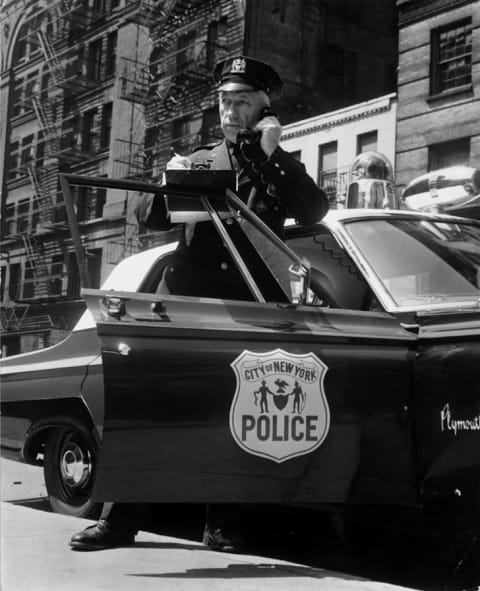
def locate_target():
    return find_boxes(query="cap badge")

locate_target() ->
[230,57,247,74]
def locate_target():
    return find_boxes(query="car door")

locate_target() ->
[409,310,480,533]
[85,289,418,507]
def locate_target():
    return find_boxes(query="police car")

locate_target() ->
[1,174,479,545]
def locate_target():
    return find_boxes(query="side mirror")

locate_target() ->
[288,262,310,304]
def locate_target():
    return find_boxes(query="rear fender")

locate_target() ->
[2,398,100,464]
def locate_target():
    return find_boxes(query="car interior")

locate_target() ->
[286,230,374,310]
[139,226,375,312]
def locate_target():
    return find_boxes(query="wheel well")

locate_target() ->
[21,398,100,465]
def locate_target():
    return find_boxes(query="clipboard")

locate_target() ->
[164,170,237,222]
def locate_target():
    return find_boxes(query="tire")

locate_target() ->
[43,425,102,519]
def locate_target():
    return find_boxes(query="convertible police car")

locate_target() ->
[1,174,479,544]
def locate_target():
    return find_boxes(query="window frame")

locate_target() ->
[428,137,470,170]
[356,130,378,155]
[318,141,338,202]
[430,18,473,95]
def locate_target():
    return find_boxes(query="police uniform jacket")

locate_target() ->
[136,139,329,299]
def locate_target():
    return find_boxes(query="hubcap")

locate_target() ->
[60,441,92,488]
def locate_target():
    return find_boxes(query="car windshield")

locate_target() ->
[344,218,480,308]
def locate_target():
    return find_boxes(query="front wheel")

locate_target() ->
[43,426,102,519]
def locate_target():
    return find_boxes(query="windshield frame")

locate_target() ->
[338,213,480,314]
[59,173,308,306]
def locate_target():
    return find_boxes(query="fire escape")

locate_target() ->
[115,0,236,181]
[1,1,106,335]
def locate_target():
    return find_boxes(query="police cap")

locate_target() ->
[213,55,283,97]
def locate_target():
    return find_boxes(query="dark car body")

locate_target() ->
[1,175,479,537]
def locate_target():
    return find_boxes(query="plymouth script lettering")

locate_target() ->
[440,403,480,436]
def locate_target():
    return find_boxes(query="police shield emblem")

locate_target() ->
[230,349,330,463]
[230,57,247,74]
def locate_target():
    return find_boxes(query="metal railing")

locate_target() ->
[318,166,351,207]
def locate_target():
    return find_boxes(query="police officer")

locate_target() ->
[135,54,328,299]
[70,55,328,552]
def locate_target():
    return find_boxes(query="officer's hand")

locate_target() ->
[255,116,282,158]
[166,154,192,169]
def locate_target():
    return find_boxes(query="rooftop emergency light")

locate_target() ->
[346,151,400,209]
[402,166,480,219]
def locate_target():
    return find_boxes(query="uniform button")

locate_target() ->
[220,262,229,270]
[226,217,233,225]
[274,162,280,168]
[280,170,286,175]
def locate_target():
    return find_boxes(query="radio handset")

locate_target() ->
[236,107,277,163]
[236,106,277,145]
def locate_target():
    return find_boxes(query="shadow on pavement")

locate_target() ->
[125,562,365,581]
[133,541,207,551]
[8,497,52,511]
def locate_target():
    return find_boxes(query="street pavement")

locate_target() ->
[0,458,416,591]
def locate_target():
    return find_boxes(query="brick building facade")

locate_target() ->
[0,0,397,354]
[395,0,480,193]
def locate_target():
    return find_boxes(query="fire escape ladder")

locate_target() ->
[149,0,179,43]
[31,96,60,154]
[26,165,56,228]
[0,301,30,333]
[144,73,177,126]
[137,0,156,24]
[37,28,67,87]
[21,234,52,298]
[45,0,68,26]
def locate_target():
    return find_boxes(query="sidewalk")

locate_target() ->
[1,501,415,591]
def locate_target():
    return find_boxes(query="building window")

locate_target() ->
[21,135,35,167]
[320,43,357,99]
[87,248,102,288]
[7,141,20,180]
[177,30,196,72]
[0,266,6,303]
[13,19,42,66]
[8,263,21,301]
[12,82,23,117]
[323,43,345,95]
[318,141,338,201]
[357,130,378,155]
[106,31,117,77]
[428,137,470,170]
[23,265,35,300]
[82,109,97,153]
[431,20,472,94]
[32,195,40,230]
[36,133,46,168]
[49,254,64,296]
[62,115,81,152]
[100,103,112,149]
[17,199,30,233]
[54,189,67,225]
[75,186,105,222]
[92,0,106,11]
[88,39,103,80]
[206,17,228,69]
[201,107,220,143]
[172,116,202,153]
[67,252,80,297]
[25,71,40,100]
[4,204,15,236]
